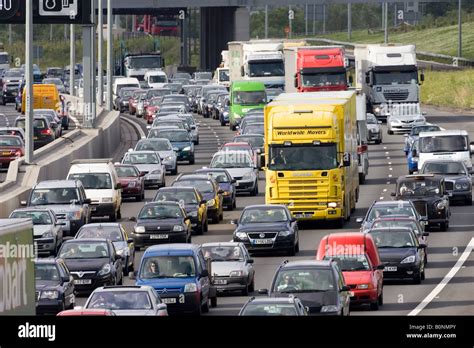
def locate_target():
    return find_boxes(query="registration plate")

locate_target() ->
[253,239,273,245]
[295,213,313,218]
[384,266,397,272]
[214,279,227,285]
[150,234,168,240]
[162,298,176,304]
[74,279,92,285]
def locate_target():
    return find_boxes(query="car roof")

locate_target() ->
[398,174,443,181]
[94,285,151,292]
[202,242,241,248]
[35,180,81,188]
[195,168,230,174]
[243,204,287,210]
[177,174,213,181]
[12,207,54,213]
[144,201,180,207]
[371,200,413,206]
[247,297,298,304]
[372,215,418,221]
[419,130,467,137]
[143,243,200,256]
[223,142,252,147]
[158,186,196,192]
[34,258,61,265]
[64,238,109,244]
[281,260,333,269]
[78,223,121,228]
[368,227,414,233]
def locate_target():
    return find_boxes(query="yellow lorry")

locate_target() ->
[263,91,359,226]
[21,84,60,114]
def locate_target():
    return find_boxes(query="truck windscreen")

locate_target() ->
[233,91,266,105]
[128,57,162,69]
[269,144,338,171]
[0,55,9,64]
[301,72,346,87]
[249,61,284,77]
[419,135,468,153]
[373,70,418,85]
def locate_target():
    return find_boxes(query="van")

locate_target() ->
[66,159,122,222]
[418,130,474,171]
[144,71,168,89]
[113,77,140,99]
[21,84,60,114]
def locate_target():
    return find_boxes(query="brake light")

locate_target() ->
[40,129,52,135]
[357,145,368,154]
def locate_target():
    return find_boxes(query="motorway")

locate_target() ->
[69,106,474,316]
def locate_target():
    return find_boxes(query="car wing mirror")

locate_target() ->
[258,289,268,295]
[340,285,351,292]
[129,217,137,222]
[418,244,427,249]
[247,259,254,264]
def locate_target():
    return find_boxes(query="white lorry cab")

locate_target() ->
[145,71,168,89]
[418,130,474,171]
[113,77,140,98]
[66,159,123,222]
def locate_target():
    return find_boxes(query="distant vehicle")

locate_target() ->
[387,104,426,135]
[265,88,283,102]
[114,87,139,112]
[407,139,419,174]
[113,77,140,99]
[14,116,55,150]
[114,164,145,202]
[194,168,237,210]
[0,135,24,168]
[134,138,178,175]
[232,134,264,154]
[121,151,166,188]
[123,53,164,81]
[228,81,266,130]
[366,113,382,144]
[403,124,441,155]
[57,309,116,316]
[151,129,194,164]
[144,71,168,89]
[46,67,65,79]
[239,296,308,316]
[42,78,66,93]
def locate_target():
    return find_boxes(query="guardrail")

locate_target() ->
[307,38,474,70]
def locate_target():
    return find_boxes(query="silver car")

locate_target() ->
[210,150,259,196]
[134,138,178,175]
[75,223,136,274]
[82,285,168,316]
[9,208,64,256]
[121,151,166,188]
[178,114,199,145]
[366,113,382,144]
[202,242,255,296]
[387,108,426,135]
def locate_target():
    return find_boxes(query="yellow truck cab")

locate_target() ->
[263,91,359,226]
[21,84,60,114]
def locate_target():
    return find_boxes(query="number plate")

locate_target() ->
[162,298,176,304]
[214,279,227,285]
[384,266,397,272]
[74,279,92,285]
[295,213,312,218]
[150,234,168,240]
[253,239,273,245]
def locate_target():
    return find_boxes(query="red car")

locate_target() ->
[145,97,162,124]
[128,90,147,115]
[316,233,384,310]
[220,142,258,167]
[115,164,145,201]
[57,309,116,316]
[0,135,25,168]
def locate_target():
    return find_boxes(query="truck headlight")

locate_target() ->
[40,291,59,299]
[68,211,82,220]
[320,305,338,313]
[98,263,111,276]
[229,270,244,277]
[184,283,197,293]
[134,226,145,233]
[206,199,216,207]
[173,225,184,232]
[401,255,416,264]
[278,230,292,237]
[102,197,113,203]
[235,232,248,240]
[42,231,54,238]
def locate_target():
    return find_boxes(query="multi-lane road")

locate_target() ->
[71,106,474,316]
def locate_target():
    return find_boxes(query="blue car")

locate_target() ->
[134,244,217,315]
[194,168,237,210]
[149,129,195,165]
[404,124,441,155]
[407,139,419,174]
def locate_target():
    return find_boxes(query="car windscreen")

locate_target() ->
[156,131,189,142]
[30,188,79,205]
[35,264,60,283]
[420,135,468,153]
[233,91,266,105]
[136,140,172,152]
[10,211,52,225]
[211,153,253,169]
[87,291,152,310]
[202,245,244,262]
[155,190,198,204]
[76,227,123,242]
[0,136,22,146]
[273,269,335,293]
[149,75,167,83]
[68,173,113,190]
[398,179,441,196]
[369,231,416,248]
[411,126,440,136]
[198,171,230,183]
[140,256,196,279]
[367,205,416,222]
[59,242,110,259]
[240,208,288,223]
[422,162,466,175]
[323,254,370,272]
[138,204,183,219]
[116,166,139,177]
[372,220,420,235]
[243,124,264,135]
[174,180,214,194]
[16,119,47,129]
[235,136,264,149]
[123,153,160,165]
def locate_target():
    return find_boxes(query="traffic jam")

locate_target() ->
[2,40,473,317]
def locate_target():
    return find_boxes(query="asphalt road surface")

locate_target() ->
[66,106,474,316]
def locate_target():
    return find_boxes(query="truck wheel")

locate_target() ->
[202,298,209,313]
[439,221,448,231]
[210,296,217,308]
[117,208,122,220]
[465,196,472,205]
[359,173,366,185]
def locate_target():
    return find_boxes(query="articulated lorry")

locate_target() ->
[284,46,351,93]
[0,219,36,315]
[263,91,359,226]
[123,53,164,81]
[354,44,424,121]
[228,40,285,89]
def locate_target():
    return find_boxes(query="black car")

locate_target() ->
[367,227,426,284]
[114,87,138,112]
[172,174,224,224]
[14,116,55,150]
[195,168,237,210]
[35,258,75,315]
[57,238,123,293]
[419,160,473,205]
[130,201,192,250]
[393,174,451,231]
[261,260,351,316]
[153,187,208,235]
[2,81,20,105]
[232,204,299,255]
[239,296,308,316]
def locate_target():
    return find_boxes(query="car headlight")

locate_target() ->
[42,231,54,238]
[320,305,339,313]
[40,291,59,299]
[134,225,145,233]
[173,225,184,232]
[151,170,162,175]
[68,211,82,220]
[173,147,179,151]
[436,201,446,210]
[242,172,254,181]
[412,157,418,163]
[462,182,470,190]
[401,255,416,264]
[235,232,248,240]
[183,146,191,151]
[184,283,197,293]
[102,197,113,203]
[188,211,198,217]
[222,191,231,196]
[229,270,244,277]
[455,182,470,190]
[98,263,111,276]
[356,284,370,289]
[278,230,292,237]
[165,155,174,161]
[206,199,216,207]
[116,248,126,256]
[128,181,137,188]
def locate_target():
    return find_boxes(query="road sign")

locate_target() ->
[39,0,78,17]
[0,0,20,20]
[288,9,294,20]
[397,10,404,21]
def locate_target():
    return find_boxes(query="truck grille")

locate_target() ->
[383,90,409,101]
[445,181,454,191]
[277,178,328,199]
[412,200,427,217]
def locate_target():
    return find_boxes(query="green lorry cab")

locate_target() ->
[229,81,266,131]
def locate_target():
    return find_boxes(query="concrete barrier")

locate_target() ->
[0,104,121,218]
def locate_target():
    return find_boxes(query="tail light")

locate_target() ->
[357,144,368,155]
[40,129,52,135]
[15,150,22,157]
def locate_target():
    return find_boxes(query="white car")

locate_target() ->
[387,110,426,135]
[122,150,166,188]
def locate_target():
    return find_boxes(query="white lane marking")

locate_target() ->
[120,116,146,138]
[383,147,387,149]
[389,168,393,171]
[379,197,384,200]
[385,152,389,155]
[408,237,474,316]
[383,189,387,192]
[387,157,391,160]
[387,182,391,185]
[388,174,393,178]
[450,224,474,228]
[388,162,392,165]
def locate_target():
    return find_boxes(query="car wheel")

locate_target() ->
[413,273,422,284]
[439,221,448,231]
[220,118,226,126]
[250,184,258,197]
[117,208,122,220]
[295,240,300,253]
[109,212,117,222]
[359,173,366,185]
[378,291,383,306]
[189,157,195,165]
[204,220,209,232]
[219,209,224,221]
[210,296,217,308]
[195,139,199,146]
[123,258,129,275]
[212,213,219,224]
[249,278,255,293]
[241,284,249,296]
[197,221,204,235]
[465,196,472,205]
[171,167,178,175]
[424,253,428,265]
[387,130,393,135]
[141,192,145,200]
[117,273,123,285]
[287,244,296,256]
[421,269,426,281]
[135,194,142,202]
[370,300,379,310]
[202,298,210,313]
[135,246,141,252]
[233,199,237,209]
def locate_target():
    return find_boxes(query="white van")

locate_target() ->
[67,159,122,222]
[144,71,168,89]
[418,130,474,170]
[113,77,140,98]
